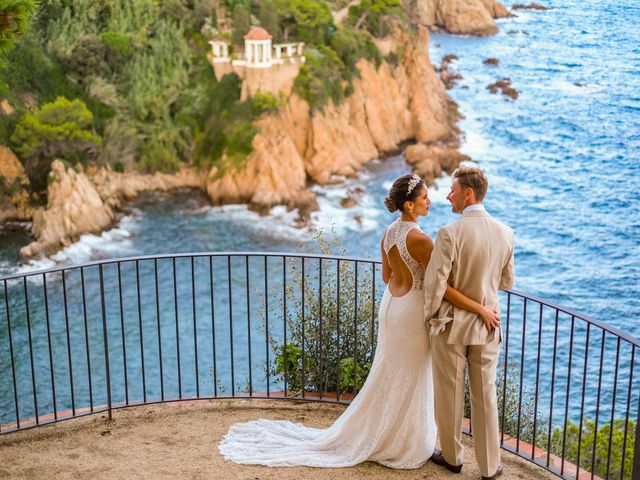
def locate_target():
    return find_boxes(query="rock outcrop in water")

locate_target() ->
[404,0,511,36]
[487,78,519,99]
[19,161,207,259]
[437,54,463,89]
[512,3,549,10]
[19,161,116,259]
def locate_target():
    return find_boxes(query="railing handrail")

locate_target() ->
[0,251,379,282]
[3,252,639,348]
[508,289,640,348]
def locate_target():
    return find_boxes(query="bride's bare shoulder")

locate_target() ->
[406,229,433,248]
[406,230,433,265]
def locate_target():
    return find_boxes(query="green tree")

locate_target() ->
[281,0,333,45]
[0,0,38,54]
[231,3,250,45]
[257,0,279,39]
[348,0,400,37]
[330,27,381,72]
[0,0,39,95]
[10,96,101,190]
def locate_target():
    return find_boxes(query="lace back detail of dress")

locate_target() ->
[383,220,425,291]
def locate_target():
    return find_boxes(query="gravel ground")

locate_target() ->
[0,399,557,479]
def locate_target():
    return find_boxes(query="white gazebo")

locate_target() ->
[243,26,272,68]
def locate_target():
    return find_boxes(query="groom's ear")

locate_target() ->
[465,187,476,203]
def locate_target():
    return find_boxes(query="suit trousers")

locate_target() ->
[431,321,501,477]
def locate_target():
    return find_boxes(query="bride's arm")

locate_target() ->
[381,235,391,284]
[444,286,501,333]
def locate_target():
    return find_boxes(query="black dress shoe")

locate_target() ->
[481,465,503,480]
[430,448,462,473]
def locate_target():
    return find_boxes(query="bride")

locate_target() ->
[218,173,500,469]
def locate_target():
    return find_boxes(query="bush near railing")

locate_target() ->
[550,419,635,480]
[266,252,375,396]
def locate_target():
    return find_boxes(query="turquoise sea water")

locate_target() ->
[0,0,639,425]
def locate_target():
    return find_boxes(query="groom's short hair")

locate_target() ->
[453,166,488,201]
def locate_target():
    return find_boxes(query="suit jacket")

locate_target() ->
[424,208,514,345]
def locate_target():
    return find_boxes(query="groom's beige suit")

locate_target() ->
[424,205,514,477]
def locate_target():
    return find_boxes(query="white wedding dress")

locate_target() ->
[218,219,436,469]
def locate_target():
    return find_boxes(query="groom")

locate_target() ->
[423,166,514,480]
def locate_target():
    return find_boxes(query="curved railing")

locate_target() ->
[0,252,638,480]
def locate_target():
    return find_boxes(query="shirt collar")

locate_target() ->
[462,204,486,214]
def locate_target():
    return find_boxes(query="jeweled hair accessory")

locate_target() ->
[407,174,421,195]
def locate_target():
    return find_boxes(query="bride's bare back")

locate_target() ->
[381,223,433,297]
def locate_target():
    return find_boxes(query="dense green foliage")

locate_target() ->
[0,0,406,185]
[0,0,39,96]
[267,231,376,395]
[293,27,381,111]
[347,0,402,37]
[0,0,38,53]
[551,418,636,480]
[10,96,101,190]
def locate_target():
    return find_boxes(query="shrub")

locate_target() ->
[492,360,548,448]
[551,419,636,479]
[252,92,279,115]
[268,230,377,395]
[225,121,257,157]
[330,27,381,72]
[293,47,346,111]
[100,31,133,57]
[139,139,182,173]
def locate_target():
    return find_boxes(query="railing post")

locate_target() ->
[99,265,112,420]
[633,391,640,480]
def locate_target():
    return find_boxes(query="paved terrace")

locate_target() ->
[0,399,557,480]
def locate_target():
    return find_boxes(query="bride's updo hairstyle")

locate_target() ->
[384,174,424,213]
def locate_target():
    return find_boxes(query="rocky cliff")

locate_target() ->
[19,161,205,259]
[16,26,467,260]
[206,26,461,213]
[0,146,33,222]
[404,0,511,36]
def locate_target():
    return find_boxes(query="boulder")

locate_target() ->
[20,160,115,259]
[403,0,512,36]
[487,78,519,99]
[512,3,549,10]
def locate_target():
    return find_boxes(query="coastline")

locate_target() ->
[0,1,515,263]
[7,25,468,262]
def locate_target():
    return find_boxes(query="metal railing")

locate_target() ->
[0,252,638,480]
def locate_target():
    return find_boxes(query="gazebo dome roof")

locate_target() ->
[244,26,272,41]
